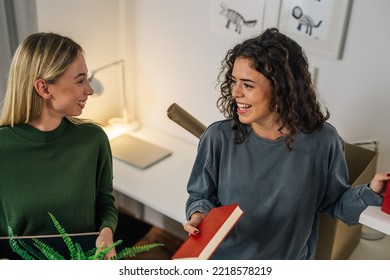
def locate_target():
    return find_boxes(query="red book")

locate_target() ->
[172,204,243,260]
[381,180,390,214]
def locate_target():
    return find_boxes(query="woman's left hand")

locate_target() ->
[96,227,116,259]
[369,172,390,196]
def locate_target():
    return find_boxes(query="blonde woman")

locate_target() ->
[0,33,117,259]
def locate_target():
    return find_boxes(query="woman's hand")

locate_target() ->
[183,212,205,235]
[96,227,116,259]
[369,173,390,196]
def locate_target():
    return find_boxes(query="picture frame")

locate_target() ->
[277,0,352,59]
[209,0,266,38]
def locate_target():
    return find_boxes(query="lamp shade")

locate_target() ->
[88,77,104,96]
[87,59,139,129]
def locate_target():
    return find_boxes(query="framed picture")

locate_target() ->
[277,0,352,59]
[209,0,266,38]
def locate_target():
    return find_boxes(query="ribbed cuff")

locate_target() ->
[361,184,383,206]
[186,200,216,220]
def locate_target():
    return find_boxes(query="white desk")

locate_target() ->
[359,206,390,235]
[104,125,197,225]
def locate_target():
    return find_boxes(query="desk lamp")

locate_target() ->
[88,59,139,131]
[88,60,171,169]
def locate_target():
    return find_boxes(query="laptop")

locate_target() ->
[109,134,172,169]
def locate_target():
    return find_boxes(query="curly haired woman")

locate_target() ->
[183,28,389,259]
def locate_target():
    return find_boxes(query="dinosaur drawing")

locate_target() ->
[292,6,322,36]
[220,3,257,34]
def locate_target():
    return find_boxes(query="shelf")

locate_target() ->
[359,206,390,235]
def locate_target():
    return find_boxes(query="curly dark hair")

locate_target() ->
[217,28,329,150]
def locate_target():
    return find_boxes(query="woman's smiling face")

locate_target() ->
[46,52,94,118]
[231,57,276,129]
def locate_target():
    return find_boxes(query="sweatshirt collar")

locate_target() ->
[12,118,68,143]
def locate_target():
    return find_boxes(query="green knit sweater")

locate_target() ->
[0,118,118,237]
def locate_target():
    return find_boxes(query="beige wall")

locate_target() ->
[36,0,126,124]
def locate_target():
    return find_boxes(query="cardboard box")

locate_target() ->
[315,143,378,259]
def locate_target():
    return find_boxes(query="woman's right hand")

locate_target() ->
[183,212,205,235]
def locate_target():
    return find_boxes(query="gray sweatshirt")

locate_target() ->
[186,120,382,259]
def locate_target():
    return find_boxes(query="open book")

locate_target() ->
[172,204,243,260]
[0,232,99,260]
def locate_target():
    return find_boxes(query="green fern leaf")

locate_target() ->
[112,243,164,260]
[7,227,40,260]
[48,212,77,259]
[73,242,88,260]
[7,237,35,260]
[32,238,65,260]
[7,214,164,260]
[92,240,123,260]
[84,247,97,257]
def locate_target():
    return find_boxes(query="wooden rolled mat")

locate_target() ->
[167,103,206,139]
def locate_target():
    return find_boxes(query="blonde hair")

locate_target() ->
[0,32,86,127]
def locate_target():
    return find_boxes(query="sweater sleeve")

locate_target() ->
[185,129,220,220]
[319,139,383,226]
[95,130,118,233]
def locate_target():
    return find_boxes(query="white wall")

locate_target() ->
[36,0,124,124]
[36,0,390,172]
[129,0,241,143]
[308,0,390,171]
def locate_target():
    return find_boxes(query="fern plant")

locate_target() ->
[7,212,163,260]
